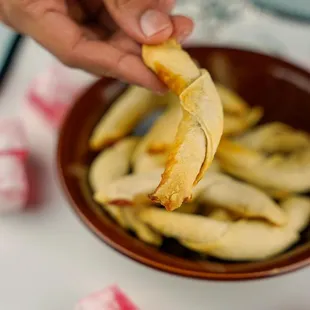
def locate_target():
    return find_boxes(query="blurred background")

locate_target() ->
[173,0,310,69]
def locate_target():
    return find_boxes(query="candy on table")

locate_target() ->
[75,285,139,310]
[0,119,29,213]
[0,119,27,159]
[26,62,93,128]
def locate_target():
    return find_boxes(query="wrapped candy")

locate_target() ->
[75,285,139,310]
[0,120,28,213]
[26,62,94,128]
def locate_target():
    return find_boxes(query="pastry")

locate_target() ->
[94,169,163,206]
[217,139,310,195]
[216,83,248,116]
[89,137,139,191]
[138,207,229,244]
[196,172,287,225]
[182,196,310,261]
[140,197,309,261]
[223,106,263,136]
[122,208,162,246]
[143,39,223,210]
[89,137,162,244]
[146,96,182,154]
[89,86,163,150]
[236,122,310,153]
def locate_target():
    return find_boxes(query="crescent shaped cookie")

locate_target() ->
[143,39,224,211]
[89,137,139,227]
[217,139,310,195]
[196,172,287,226]
[181,220,298,261]
[89,137,162,245]
[89,86,164,150]
[138,197,309,260]
[236,122,310,153]
[138,207,229,244]
[94,169,163,206]
[180,196,310,261]
[89,137,139,191]
[223,106,263,136]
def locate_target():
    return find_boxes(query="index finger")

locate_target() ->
[24,11,167,92]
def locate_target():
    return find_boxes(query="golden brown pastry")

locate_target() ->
[131,97,179,173]
[140,196,310,261]
[138,207,229,244]
[214,83,263,136]
[89,137,139,191]
[88,137,140,227]
[223,107,263,136]
[95,166,287,227]
[93,162,224,208]
[89,86,162,150]
[143,39,224,211]
[89,137,162,244]
[122,208,162,246]
[236,122,310,153]
[282,196,310,232]
[195,172,287,225]
[181,219,298,261]
[216,83,248,116]
[182,196,310,260]
[217,139,310,195]
[146,96,182,154]
[133,152,167,174]
[94,169,163,206]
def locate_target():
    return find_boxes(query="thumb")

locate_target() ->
[103,0,187,44]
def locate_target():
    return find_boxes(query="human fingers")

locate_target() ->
[32,12,166,91]
[103,0,192,44]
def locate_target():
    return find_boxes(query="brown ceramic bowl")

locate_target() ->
[57,47,310,281]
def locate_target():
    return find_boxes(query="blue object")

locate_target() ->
[251,0,310,22]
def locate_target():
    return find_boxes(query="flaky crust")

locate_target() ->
[143,40,223,210]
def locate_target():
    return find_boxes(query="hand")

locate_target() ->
[0,0,193,93]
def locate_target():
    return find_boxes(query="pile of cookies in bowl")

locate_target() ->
[58,40,310,280]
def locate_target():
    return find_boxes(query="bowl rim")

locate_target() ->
[57,46,310,281]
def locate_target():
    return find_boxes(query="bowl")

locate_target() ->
[57,47,310,281]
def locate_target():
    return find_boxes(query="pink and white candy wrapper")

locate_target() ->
[0,120,28,213]
[26,62,93,128]
[75,285,139,310]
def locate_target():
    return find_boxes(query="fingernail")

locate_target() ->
[140,9,171,37]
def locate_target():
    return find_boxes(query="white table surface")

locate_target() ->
[1,8,310,310]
